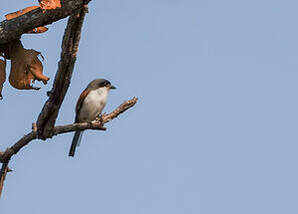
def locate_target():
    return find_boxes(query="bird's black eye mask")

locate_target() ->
[98,81,110,87]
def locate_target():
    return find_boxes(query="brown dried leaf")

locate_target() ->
[0,57,6,99]
[5,6,40,20]
[39,0,61,10]
[9,40,49,90]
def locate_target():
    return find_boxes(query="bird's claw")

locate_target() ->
[95,115,105,128]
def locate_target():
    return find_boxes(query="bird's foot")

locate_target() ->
[95,115,103,123]
[95,115,105,128]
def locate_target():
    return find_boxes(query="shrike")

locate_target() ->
[69,79,116,157]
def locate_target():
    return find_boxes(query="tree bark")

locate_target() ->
[0,0,91,45]
[36,4,88,139]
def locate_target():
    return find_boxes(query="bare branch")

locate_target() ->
[36,4,88,139]
[0,162,9,198]
[0,97,138,164]
[0,0,91,45]
[102,97,139,123]
[0,161,13,198]
[0,97,137,198]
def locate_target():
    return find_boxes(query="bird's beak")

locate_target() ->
[110,85,116,90]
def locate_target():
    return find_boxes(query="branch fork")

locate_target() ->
[0,97,138,197]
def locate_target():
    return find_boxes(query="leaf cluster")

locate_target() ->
[0,1,61,98]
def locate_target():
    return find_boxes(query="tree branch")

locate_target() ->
[0,97,138,197]
[36,4,88,139]
[0,162,9,198]
[0,0,91,45]
[0,97,137,163]
[0,1,90,197]
[0,0,138,199]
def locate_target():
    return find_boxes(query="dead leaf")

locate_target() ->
[39,0,61,10]
[0,56,6,99]
[9,40,49,90]
[5,6,40,20]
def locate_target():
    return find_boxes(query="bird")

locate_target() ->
[68,79,116,157]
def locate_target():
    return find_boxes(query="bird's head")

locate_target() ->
[87,79,116,90]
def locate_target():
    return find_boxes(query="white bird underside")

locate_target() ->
[78,87,108,121]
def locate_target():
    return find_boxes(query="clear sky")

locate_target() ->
[1,0,298,213]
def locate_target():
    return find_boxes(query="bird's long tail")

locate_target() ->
[69,131,83,157]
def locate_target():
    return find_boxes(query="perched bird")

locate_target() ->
[69,79,116,157]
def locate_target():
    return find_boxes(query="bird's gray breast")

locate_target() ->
[78,88,108,122]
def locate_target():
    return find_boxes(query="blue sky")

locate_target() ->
[1,0,298,213]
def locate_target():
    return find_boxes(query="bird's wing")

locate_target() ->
[75,88,90,122]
